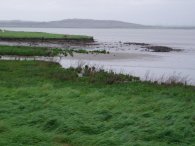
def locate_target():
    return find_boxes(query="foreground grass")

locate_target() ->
[0,45,109,57]
[0,30,93,40]
[0,61,195,146]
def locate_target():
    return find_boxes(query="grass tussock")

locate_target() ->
[144,71,190,86]
[75,65,140,84]
[0,60,195,146]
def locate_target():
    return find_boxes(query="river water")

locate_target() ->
[1,27,195,84]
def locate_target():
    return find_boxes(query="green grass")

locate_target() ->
[0,30,93,40]
[0,45,63,56]
[0,60,195,146]
[0,45,109,56]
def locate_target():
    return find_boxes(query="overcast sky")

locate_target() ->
[0,0,195,26]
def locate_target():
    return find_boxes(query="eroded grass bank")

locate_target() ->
[0,60,194,146]
[0,45,109,57]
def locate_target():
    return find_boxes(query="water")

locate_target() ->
[2,27,195,50]
[1,27,195,84]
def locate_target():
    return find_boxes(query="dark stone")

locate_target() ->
[146,46,181,52]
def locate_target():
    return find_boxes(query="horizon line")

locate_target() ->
[0,18,195,27]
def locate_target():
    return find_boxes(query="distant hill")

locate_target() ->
[0,19,145,28]
[0,19,194,29]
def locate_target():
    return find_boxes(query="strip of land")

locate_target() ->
[0,30,94,42]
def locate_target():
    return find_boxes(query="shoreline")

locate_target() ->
[0,30,193,85]
[1,51,194,85]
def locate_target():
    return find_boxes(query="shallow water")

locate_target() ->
[1,27,195,84]
[59,52,195,85]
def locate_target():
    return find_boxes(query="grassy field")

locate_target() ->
[0,30,93,40]
[0,60,194,146]
[0,45,109,57]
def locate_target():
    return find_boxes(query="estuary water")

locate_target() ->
[1,27,195,84]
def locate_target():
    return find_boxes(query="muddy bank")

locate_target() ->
[0,39,182,53]
[0,37,94,44]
